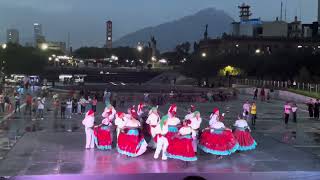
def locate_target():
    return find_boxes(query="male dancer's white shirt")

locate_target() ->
[82,115,95,149]
[153,122,169,160]
[146,113,160,137]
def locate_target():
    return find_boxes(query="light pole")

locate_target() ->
[0,43,7,88]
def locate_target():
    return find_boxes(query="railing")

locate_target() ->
[233,78,320,93]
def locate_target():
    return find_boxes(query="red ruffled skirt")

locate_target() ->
[117,129,147,157]
[199,129,239,156]
[94,125,112,150]
[166,135,197,161]
[233,129,257,151]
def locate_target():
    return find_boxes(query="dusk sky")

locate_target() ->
[0,0,318,48]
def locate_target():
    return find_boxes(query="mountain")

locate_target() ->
[113,8,234,52]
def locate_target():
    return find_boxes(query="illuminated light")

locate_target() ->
[236,44,239,48]
[121,82,126,86]
[159,59,167,64]
[201,52,207,57]
[297,45,302,48]
[100,71,104,74]
[48,57,52,61]
[41,43,48,50]
[55,58,59,62]
[126,60,129,63]
[1,44,7,49]
[255,49,261,54]
[151,56,157,62]
[137,43,143,52]
[318,46,320,49]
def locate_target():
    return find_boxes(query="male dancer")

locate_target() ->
[154,115,169,160]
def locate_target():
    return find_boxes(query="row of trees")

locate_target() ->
[181,50,320,83]
[0,43,63,75]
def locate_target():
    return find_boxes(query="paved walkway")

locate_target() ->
[0,94,320,178]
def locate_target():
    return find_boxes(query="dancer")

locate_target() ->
[146,106,161,149]
[117,112,147,157]
[233,115,257,151]
[166,104,181,144]
[137,102,145,119]
[166,120,197,161]
[93,110,113,150]
[153,115,169,160]
[189,111,202,153]
[184,105,196,120]
[115,112,126,138]
[102,104,116,122]
[199,108,238,158]
[82,110,95,149]
[209,108,224,126]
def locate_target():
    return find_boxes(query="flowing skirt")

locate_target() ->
[199,129,239,156]
[94,125,112,150]
[233,129,257,151]
[166,135,197,161]
[117,129,147,157]
[165,126,179,145]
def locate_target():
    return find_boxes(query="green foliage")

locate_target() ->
[288,88,320,99]
[1,44,48,75]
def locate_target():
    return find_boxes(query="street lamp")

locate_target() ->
[1,44,7,49]
[201,52,207,58]
[41,43,48,51]
[255,49,261,54]
[137,45,143,52]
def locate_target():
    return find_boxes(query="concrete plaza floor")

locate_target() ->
[0,94,320,179]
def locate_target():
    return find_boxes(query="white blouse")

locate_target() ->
[234,119,249,128]
[189,117,202,130]
[210,121,225,129]
[146,113,160,126]
[167,117,180,126]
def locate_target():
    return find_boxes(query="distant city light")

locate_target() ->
[137,42,143,52]
[255,49,261,54]
[48,57,52,61]
[55,58,59,62]
[297,45,302,48]
[159,59,167,64]
[236,44,239,48]
[151,56,157,62]
[201,52,207,57]
[126,60,129,63]
[100,71,104,74]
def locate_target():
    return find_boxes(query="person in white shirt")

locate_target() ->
[82,110,95,149]
[153,115,169,160]
[146,106,160,149]
[184,105,196,120]
[189,111,202,152]
[37,97,45,120]
[114,112,126,138]
[66,98,72,119]
[291,103,298,123]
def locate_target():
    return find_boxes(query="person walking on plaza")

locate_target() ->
[0,92,4,113]
[32,98,37,120]
[25,93,32,115]
[82,110,95,149]
[314,99,320,120]
[250,102,257,126]
[306,99,314,118]
[53,99,60,119]
[66,98,72,119]
[291,103,298,123]
[284,102,291,125]
[4,94,11,113]
[253,88,258,100]
[37,97,45,120]
[14,93,21,113]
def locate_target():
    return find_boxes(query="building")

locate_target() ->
[302,22,320,38]
[199,37,320,56]
[6,29,19,44]
[262,20,288,38]
[288,16,302,38]
[34,23,46,47]
[44,41,67,52]
[106,21,112,48]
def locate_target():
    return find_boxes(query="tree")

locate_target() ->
[298,67,311,82]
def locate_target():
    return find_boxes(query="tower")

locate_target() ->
[6,29,19,44]
[33,23,45,47]
[238,3,252,21]
[106,21,112,49]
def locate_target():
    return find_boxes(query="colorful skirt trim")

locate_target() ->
[233,130,257,151]
[94,126,112,150]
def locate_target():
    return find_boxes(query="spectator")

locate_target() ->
[0,92,4,113]
[291,103,298,123]
[253,88,258,100]
[25,93,32,115]
[4,94,11,113]
[14,93,21,113]
[314,99,320,120]
[91,96,97,112]
[61,99,66,119]
[53,99,60,119]
[37,97,45,120]
[260,88,265,101]
[66,98,72,119]
[250,102,257,126]
[32,98,37,120]
[79,96,87,115]
[306,99,314,118]
[284,102,291,125]
[72,97,78,114]
[242,100,251,120]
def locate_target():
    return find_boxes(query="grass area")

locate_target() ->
[288,88,320,99]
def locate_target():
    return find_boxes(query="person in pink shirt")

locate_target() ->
[284,102,292,125]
